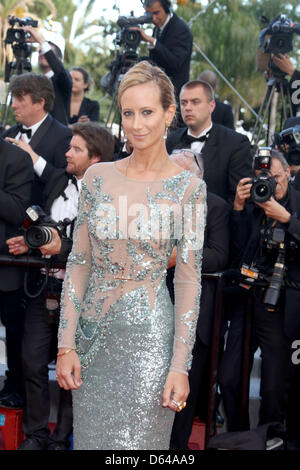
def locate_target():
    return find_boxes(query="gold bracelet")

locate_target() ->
[57,348,75,357]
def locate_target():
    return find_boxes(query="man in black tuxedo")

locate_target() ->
[7,122,115,450]
[3,73,72,207]
[219,150,300,436]
[198,70,234,130]
[166,150,230,449]
[166,79,253,203]
[0,138,33,408]
[138,0,193,100]
[23,26,72,125]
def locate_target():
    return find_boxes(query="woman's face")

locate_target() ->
[71,70,88,93]
[120,81,175,152]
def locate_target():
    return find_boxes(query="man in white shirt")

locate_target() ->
[3,72,72,207]
[166,80,253,203]
[6,122,115,450]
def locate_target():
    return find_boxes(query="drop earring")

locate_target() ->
[164,122,170,140]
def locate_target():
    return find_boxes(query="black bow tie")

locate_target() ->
[17,125,32,139]
[70,175,79,191]
[183,132,210,145]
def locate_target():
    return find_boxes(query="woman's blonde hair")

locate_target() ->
[118,60,176,111]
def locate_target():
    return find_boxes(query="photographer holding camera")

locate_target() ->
[6,122,115,450]
[219,148,300,437]
[136,1,193,100]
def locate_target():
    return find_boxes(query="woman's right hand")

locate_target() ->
[56,349,83,390]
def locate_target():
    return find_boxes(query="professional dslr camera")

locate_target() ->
[22,205,71,250]
[101,11,152,97]
[274,125,300,166]
[250,147,277,203]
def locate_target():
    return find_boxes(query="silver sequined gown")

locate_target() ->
[58,162,206,450]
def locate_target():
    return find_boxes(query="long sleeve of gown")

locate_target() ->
[58,178,93,349]
[170,179,207,375]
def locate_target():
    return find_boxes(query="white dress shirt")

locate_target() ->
[149,13,172,49]
[14,114,49,177]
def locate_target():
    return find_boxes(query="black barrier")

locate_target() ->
[0,254,65,270]
[203,272,224,446]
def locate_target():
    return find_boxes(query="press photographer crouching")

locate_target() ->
[219,147,300,440]
[6,122,115,450]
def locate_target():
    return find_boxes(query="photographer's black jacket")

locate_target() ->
[230,184,300,338]
[44,48,72,126]
[149,13,193,97]
[0,138,34,291]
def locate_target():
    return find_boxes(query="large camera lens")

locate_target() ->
[251,175,276,203]
[269,33,293,54]
[25,225,53,249]
[123,29,140,49]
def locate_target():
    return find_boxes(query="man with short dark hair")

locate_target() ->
[3,72,72,207]
[23,25,72,125]
[166,80,252,203]
[137,0,193,100]
[7,122,115,450]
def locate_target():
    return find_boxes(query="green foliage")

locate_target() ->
[175,0,300,127]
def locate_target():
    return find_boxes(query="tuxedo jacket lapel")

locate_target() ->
[159,15,175,40]
[29,114,53,150]
[201,126,220,178]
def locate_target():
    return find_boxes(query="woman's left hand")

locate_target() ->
[162,370,189,412]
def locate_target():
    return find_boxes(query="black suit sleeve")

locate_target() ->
[0,145,33,226]
[153,23,192,74]
[229,207,253,267]
[202,195,230,273]
[223,105,234,130]
[228,135,252,202]
[44,49,72,97]
[86,100,100,122]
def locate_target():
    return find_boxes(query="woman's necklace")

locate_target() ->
[114,154,170,296]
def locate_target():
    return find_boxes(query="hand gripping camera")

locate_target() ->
[5,15,38,44]
[250,147,277,203]
[22,205,71,249]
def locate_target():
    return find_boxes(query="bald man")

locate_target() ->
[198,70,234,129]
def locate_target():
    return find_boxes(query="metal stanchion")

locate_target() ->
[239,292,254,430]
[203,272,224,447]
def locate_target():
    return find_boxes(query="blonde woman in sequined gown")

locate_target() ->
[56,61,206,450]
